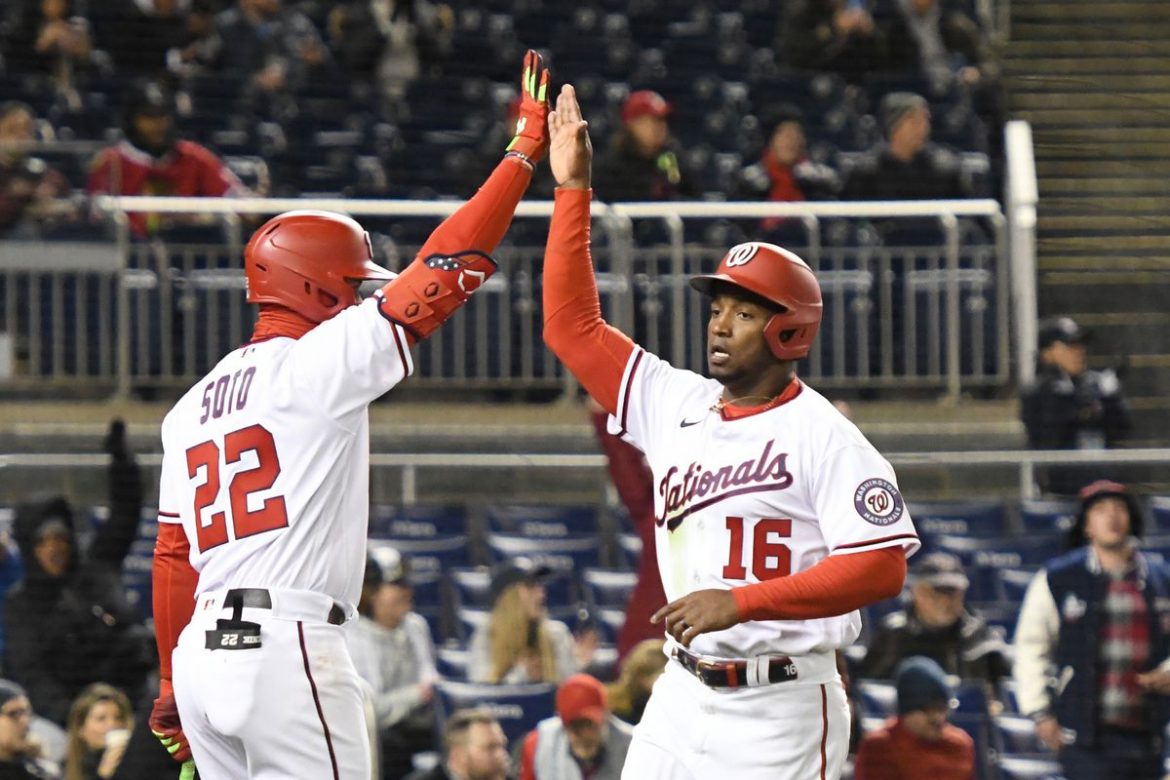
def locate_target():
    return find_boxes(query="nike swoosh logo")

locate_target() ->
[679,418,704,428]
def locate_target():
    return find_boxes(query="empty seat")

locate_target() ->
[483,504,599,537]
[994,714,1050,755]
[581,568,638,609]
[930,535,1060,569]
[485,533,602,573]
[909,500,1008,539]
[371,536,470,576]
[1018,498,1079,536]
[370,505,468,538]
[855,680,897,718]
[435,645,470,681]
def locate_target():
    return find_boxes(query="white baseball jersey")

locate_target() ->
[157,298,414,609]
[609,347,920,660]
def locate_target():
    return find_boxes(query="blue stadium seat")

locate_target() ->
[908,500,1008,539]
[1149,496,1170,533]
[581,568,638,609]
[930,535,1060,569]
[1018,498,1079,536]
[994,714,1050,755]
[485,533,602,573]
[432,680,556,748]
[968,601,1020,640]
[449,567,493,609]
[483,504,599,537]
[616,533,644,569]
[996,566,1040,605]
[856,680,898,718]
[410,569,445,611]
[369,505,468,538]
[371,536,470,576]
[435,646,470,681]
[951,711,995,780]
[996,755,1065,780]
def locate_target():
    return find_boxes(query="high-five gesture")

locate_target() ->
[548,84,592,190]
[505,49,551,165]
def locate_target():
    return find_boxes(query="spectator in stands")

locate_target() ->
[86,79,251,237]
[467,560,584,685]
[3,421,153,726]
[62,683,132,780]
[193,0,333,95]
[0,102,73,239]
[854,656,976,779]
[347,547,437,780]
[1014,480,1169,780]
[777,0,884,84]
[0,680,58,779]
[91,0,191,80]
[593,90,698,203]
[517,673,633,780]
[858,552,1011,686]
[1020,316,1131,496]
[842,92,968,202]
[403,709,509,780]
[881,0,1000,94]
[604,639,666,726]
[2,0,97,96]
[586,402,666,660]
[326,0,453,103]
[736,104,840,240]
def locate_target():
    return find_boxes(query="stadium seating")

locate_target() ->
[1018,498,1079,536]
[995,755,1065,780]
[909,500,1009,540]
[432,680,556,747]
[483,504,599,537]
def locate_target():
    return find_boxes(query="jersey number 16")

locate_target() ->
[186,424,289,553]
[723,516,792,581]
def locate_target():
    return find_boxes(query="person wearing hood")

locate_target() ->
[85,79,252,237]
[3,421,153,727]
[1014,480,1170,780]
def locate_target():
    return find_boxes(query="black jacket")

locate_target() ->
[1020,364,1131,495]
[859,607,1012,684]
[593,136,699,204]
[4,427,153,724]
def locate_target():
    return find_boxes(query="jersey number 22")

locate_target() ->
[186,424,289,553]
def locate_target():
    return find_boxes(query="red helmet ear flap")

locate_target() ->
[764,312,822,361]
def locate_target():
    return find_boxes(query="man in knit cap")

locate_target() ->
[854,657,976,779]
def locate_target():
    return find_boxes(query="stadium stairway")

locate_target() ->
[1006,0,1170,445]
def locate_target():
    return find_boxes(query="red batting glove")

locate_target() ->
[505,49,551,165]
[150,679,193,764]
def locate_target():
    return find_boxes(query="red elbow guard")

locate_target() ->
[375,250,498,341]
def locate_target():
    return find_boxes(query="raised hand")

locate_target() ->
[547,84,592,190]
[506,49,551,165]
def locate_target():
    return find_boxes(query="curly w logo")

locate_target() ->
[724,243,761,267]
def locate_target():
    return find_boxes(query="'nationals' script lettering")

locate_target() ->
[657,440,793,531]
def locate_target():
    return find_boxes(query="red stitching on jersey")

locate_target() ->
[832,533,919,551]
[617,349,643,436]
[659,481,796,531]
[298,622,340,780]
[819,684,828,780]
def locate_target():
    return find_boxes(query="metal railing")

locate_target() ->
[1,448,1167,501]
[0,195,1009,399]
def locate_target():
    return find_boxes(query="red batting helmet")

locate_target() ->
[689,242,823,360]
[244,210,395,324]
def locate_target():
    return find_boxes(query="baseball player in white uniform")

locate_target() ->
[541,86,920,779]
[147,51,552,780]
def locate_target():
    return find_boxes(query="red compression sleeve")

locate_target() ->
[519,731,538,780]
[731,547,907,622]
[417,157,531,267]
[542,188,634,414]
[153,521,198,682]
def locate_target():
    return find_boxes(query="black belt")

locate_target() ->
[672,646,798,689]
[225,588,347,626]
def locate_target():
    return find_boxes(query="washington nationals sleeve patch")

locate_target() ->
[853,478,905,526]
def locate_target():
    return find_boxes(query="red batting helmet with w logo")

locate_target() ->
[244,210,396,324]
[689,242,823,360]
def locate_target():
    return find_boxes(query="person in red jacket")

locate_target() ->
[854,656,975,780]
[86,80,251,237]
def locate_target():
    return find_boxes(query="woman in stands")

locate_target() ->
[63,683,132,780]
[467,563,583,685]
